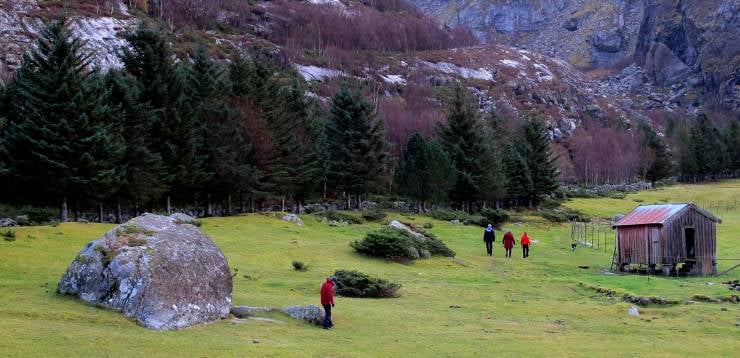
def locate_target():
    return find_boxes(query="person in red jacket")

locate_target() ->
[520,232,531,258]
[503,231,515,258]
[320,277,337,329]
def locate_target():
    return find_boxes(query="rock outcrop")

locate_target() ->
[409,0,740,110]
[57,213,232,330]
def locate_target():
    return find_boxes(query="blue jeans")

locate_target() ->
[322,304,333,328]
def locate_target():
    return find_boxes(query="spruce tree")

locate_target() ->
[688,114,725,178]
[327,86,387,208]
[437,85,491,211]
[503,134,533,207]
[640,121,672,187]
[395,133,455,211]
[5,18,124,220]
[121,24,205,209]
[724,119,740,173]
[520,116,559,206]
[102,70,167,219]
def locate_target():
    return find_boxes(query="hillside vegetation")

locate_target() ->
[1,180,738,356]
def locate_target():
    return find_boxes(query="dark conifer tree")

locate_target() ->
[395,133,455,211]
[520,116,558,206]
[437,85,491,211]
[5,18,123,221]
[688,114,725,179]
[503,134,533,207]
[102,70,166,220]
[326,86,387,208]
[640,121,672,187]
[121,24,206,210]
[724,119,740,174]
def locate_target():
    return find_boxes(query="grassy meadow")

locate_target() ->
[1,180,739,357]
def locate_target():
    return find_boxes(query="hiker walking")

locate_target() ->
[320,277,337,329]
[520,232,531,258]
[483,224,495,256]
[503,230,515,258]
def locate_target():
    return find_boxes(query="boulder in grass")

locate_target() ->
[57,213,232,330]
[0,218,17,227]
[282,214,304,226]
[281,305,324,325]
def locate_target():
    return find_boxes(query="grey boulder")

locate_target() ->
[281,305,325,325]
[57,213,232,330]
[0,218,17,227]
[281,213,304,226]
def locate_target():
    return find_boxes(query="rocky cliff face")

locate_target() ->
[409,0,739,110]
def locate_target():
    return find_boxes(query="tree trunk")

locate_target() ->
[74,198,80,222]
[347,194,351,211]
[496,200,501,209]
[98,200,104,223]
[239,192,245,213]
[206,193,213,217]
[227,194,232,215]
[250,197,255,213]
[166,195,171,215]
[281,197,286,212]
[116,198,122,224]
[60,197,68,223]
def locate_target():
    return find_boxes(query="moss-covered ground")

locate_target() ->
[1,180,738,356]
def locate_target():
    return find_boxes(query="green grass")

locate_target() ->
[1,181,739,356]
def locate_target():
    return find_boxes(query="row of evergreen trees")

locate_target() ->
[666,114,740,181]
[0,19,561,221]
[395,86,559,210]
[0,19,385,220]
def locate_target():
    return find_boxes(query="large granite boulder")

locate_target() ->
[57,213,232,330]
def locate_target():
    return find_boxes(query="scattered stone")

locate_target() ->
[449,305,461,309]
[388,220,424,239]
[170,212,198,225]
[252,339,260,344]
[57,213,232,330]
[281,305,324,326]
[721,307,728,311]
[450,220,461,225]
[14,215,29,226]
[578,265,590,269]
[628,305,640,317]
[0,218,18,227]
[231,306,275,318]
[281,214,304,226]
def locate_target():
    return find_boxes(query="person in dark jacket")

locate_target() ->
[320,277,337,329]
[483,224,495,256]
[503,231,515,258]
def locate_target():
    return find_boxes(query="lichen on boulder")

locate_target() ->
[57,213,232,330]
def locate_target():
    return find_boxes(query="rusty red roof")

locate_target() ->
[613,204,688,226]
[613,203,721,227]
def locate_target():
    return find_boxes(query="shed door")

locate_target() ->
[650,228,660,265]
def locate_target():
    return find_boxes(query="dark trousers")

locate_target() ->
[523,244,530,258]
[322,304,333,328]
[505,248,512,257]
[485,241,493,256]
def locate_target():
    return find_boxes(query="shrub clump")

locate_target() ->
[480,208,510,226]
[316,211,364,224]
[2,230,16,241]
[333,270,400,298]
[350,227,455,262]
[538,207,590,222]
[292,260,308,271]
[361,210,387,222]
[429,209,471,222]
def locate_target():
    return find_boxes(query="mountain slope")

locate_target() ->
[408,0,740,111]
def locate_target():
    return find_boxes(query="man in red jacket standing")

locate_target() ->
[503,230,515,258]
[320,277,337,329]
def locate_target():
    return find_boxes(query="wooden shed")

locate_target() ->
[612,203,721,276]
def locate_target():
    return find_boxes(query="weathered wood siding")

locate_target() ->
[662,208,717,274]
[617,207,717,274]
[617,225,660,265]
